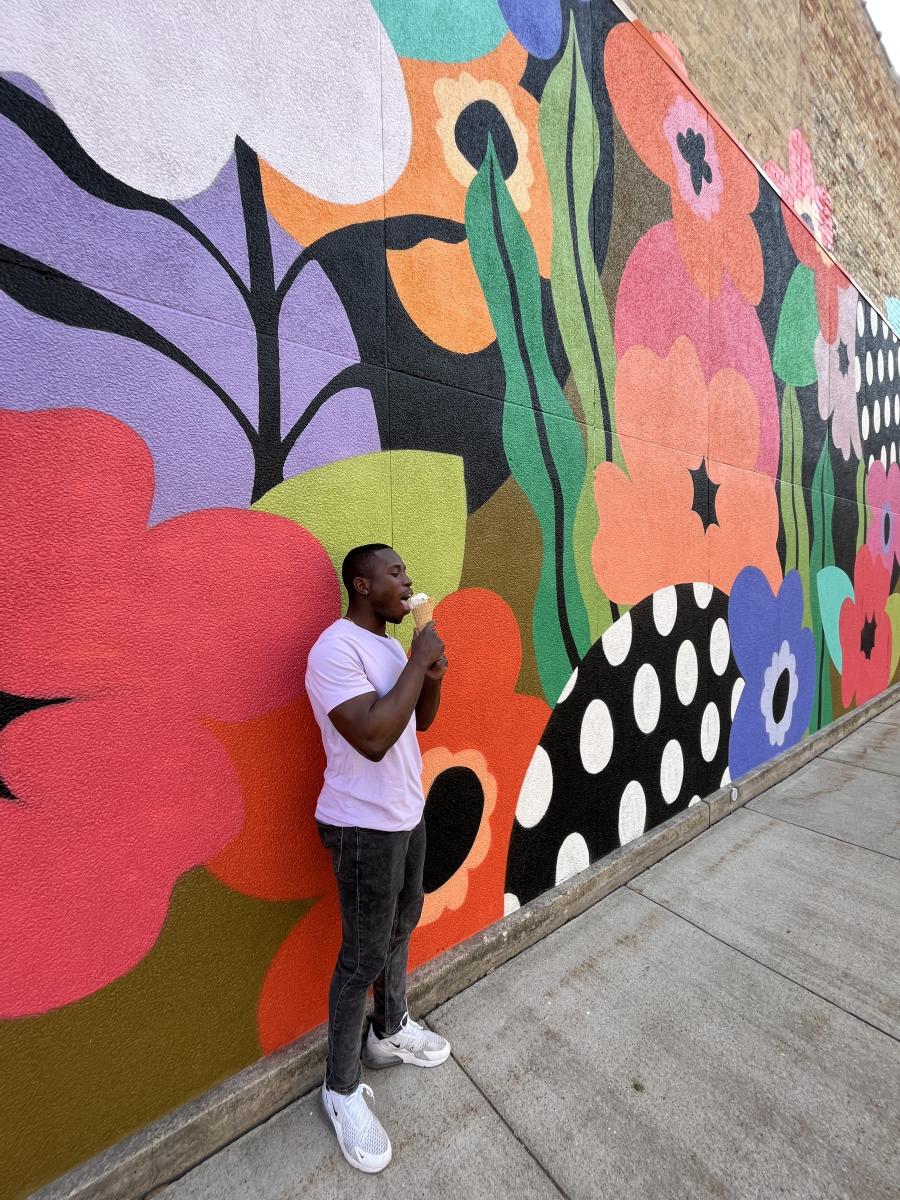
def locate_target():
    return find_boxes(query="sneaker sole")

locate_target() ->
[319,1087,392,1174]
[363,1043,452,1070]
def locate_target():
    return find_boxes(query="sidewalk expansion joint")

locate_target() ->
[423,1018,570,1200]
[626,888,900,1046]
[744,807,900,862]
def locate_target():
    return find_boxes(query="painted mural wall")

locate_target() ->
[2,1,899,1194]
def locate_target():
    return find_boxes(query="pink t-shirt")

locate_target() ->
[305,618,425,832]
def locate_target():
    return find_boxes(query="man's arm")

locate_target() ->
[328,624,444,761]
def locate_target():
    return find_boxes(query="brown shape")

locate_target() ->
[460,476,543,698]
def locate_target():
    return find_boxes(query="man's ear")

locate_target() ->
[352,575,369,597]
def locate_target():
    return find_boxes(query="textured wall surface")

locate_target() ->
[1,2,899,1196]
[629,0,900,311]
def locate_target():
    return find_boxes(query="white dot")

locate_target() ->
[516,745,553,828]
[895,394,899,424]
[503,892,520,915]
[855,355,862,393]
[618,781,646,845]
[653,586,678,636]
[580,700,614,775]
[710,618,730,676]
[556,832,590,883]
[676,640,699,705]
[721,766,731,786]
[889,352,895,382]
[660,739,684,804]
[874,401,881,434]
[862,404,870,440]
[693,582,713,608]
[701,702,720,762]
[870,454,876,470]
[891,444,897,465]
[878,349,885,382]
[602,611,632,666]
[866,351,874,386]
[882,317,889,338]
[557,666,578,704]
[688,794,702,807]
[885,396,892,428]
[633,663,661,734]
[881,445,888,469]
[871,307,879,336]
[857,300,865,336]
[731,676,745,718]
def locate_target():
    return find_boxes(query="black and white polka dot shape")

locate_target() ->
[506,583,738,905]
[858,297,900,471]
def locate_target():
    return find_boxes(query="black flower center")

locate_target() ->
[455,100,518,177]
[422,766,485,893]
[884,510,892,549]
[0,691,68,800]
[689,458,720,532]
[771,668,791,725]
[837,339,850,378]
[860,615,878,661]
[676,127,713,196]
[800,211,815,231]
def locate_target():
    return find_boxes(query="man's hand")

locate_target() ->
[411,621,445,672]
[425,654,448,680]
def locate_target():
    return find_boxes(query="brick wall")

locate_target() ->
[628,0,900,315]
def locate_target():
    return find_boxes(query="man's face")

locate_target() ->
[364,549,413,624]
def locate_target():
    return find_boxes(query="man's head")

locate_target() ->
[341,544,413,625]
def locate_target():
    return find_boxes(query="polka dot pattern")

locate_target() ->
[506,584,737,905]
[858,298,900,471]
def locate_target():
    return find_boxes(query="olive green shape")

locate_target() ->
[0,869,306,1199]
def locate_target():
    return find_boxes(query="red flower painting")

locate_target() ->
[0,408,338,1017]
[839,547,893,707]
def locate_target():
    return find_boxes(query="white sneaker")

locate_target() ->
[364,1013,452,1069]
[320,1081,392,1174]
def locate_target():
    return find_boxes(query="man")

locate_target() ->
[305,543,451,1174]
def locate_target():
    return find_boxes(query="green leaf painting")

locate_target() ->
[855,457,867,553]
[466,139,591,703]
[773,264,820,387]
[539,18,618,451]
[778,385,811,627]
[808,441,835,731]
[816,565,854,671]
[539,17,619,642]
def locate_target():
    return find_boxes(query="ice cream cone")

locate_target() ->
[409,594,436,631]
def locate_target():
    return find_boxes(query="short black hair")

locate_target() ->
[341,543,393,595]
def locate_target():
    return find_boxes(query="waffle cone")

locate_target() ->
[410,597,436,631]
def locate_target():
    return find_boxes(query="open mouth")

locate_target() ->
[400,593,412,614]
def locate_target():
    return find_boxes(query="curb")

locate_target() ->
[34,682,900,1200]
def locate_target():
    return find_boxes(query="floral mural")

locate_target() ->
[1,2,899,1196]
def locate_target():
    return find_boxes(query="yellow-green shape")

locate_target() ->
[254,450,467,652]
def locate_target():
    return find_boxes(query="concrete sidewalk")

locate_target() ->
[156,706,900,1200]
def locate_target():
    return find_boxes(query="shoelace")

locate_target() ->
[344,1082,376,1133]
[396,1016,431,1051]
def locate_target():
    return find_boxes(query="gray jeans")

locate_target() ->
[317,819,426,1094]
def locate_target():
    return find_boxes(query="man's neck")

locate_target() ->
[344,603,388,637]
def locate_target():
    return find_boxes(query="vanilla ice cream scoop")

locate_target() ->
[407,592,436,631]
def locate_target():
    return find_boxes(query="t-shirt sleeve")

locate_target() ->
[306,636,376,715]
